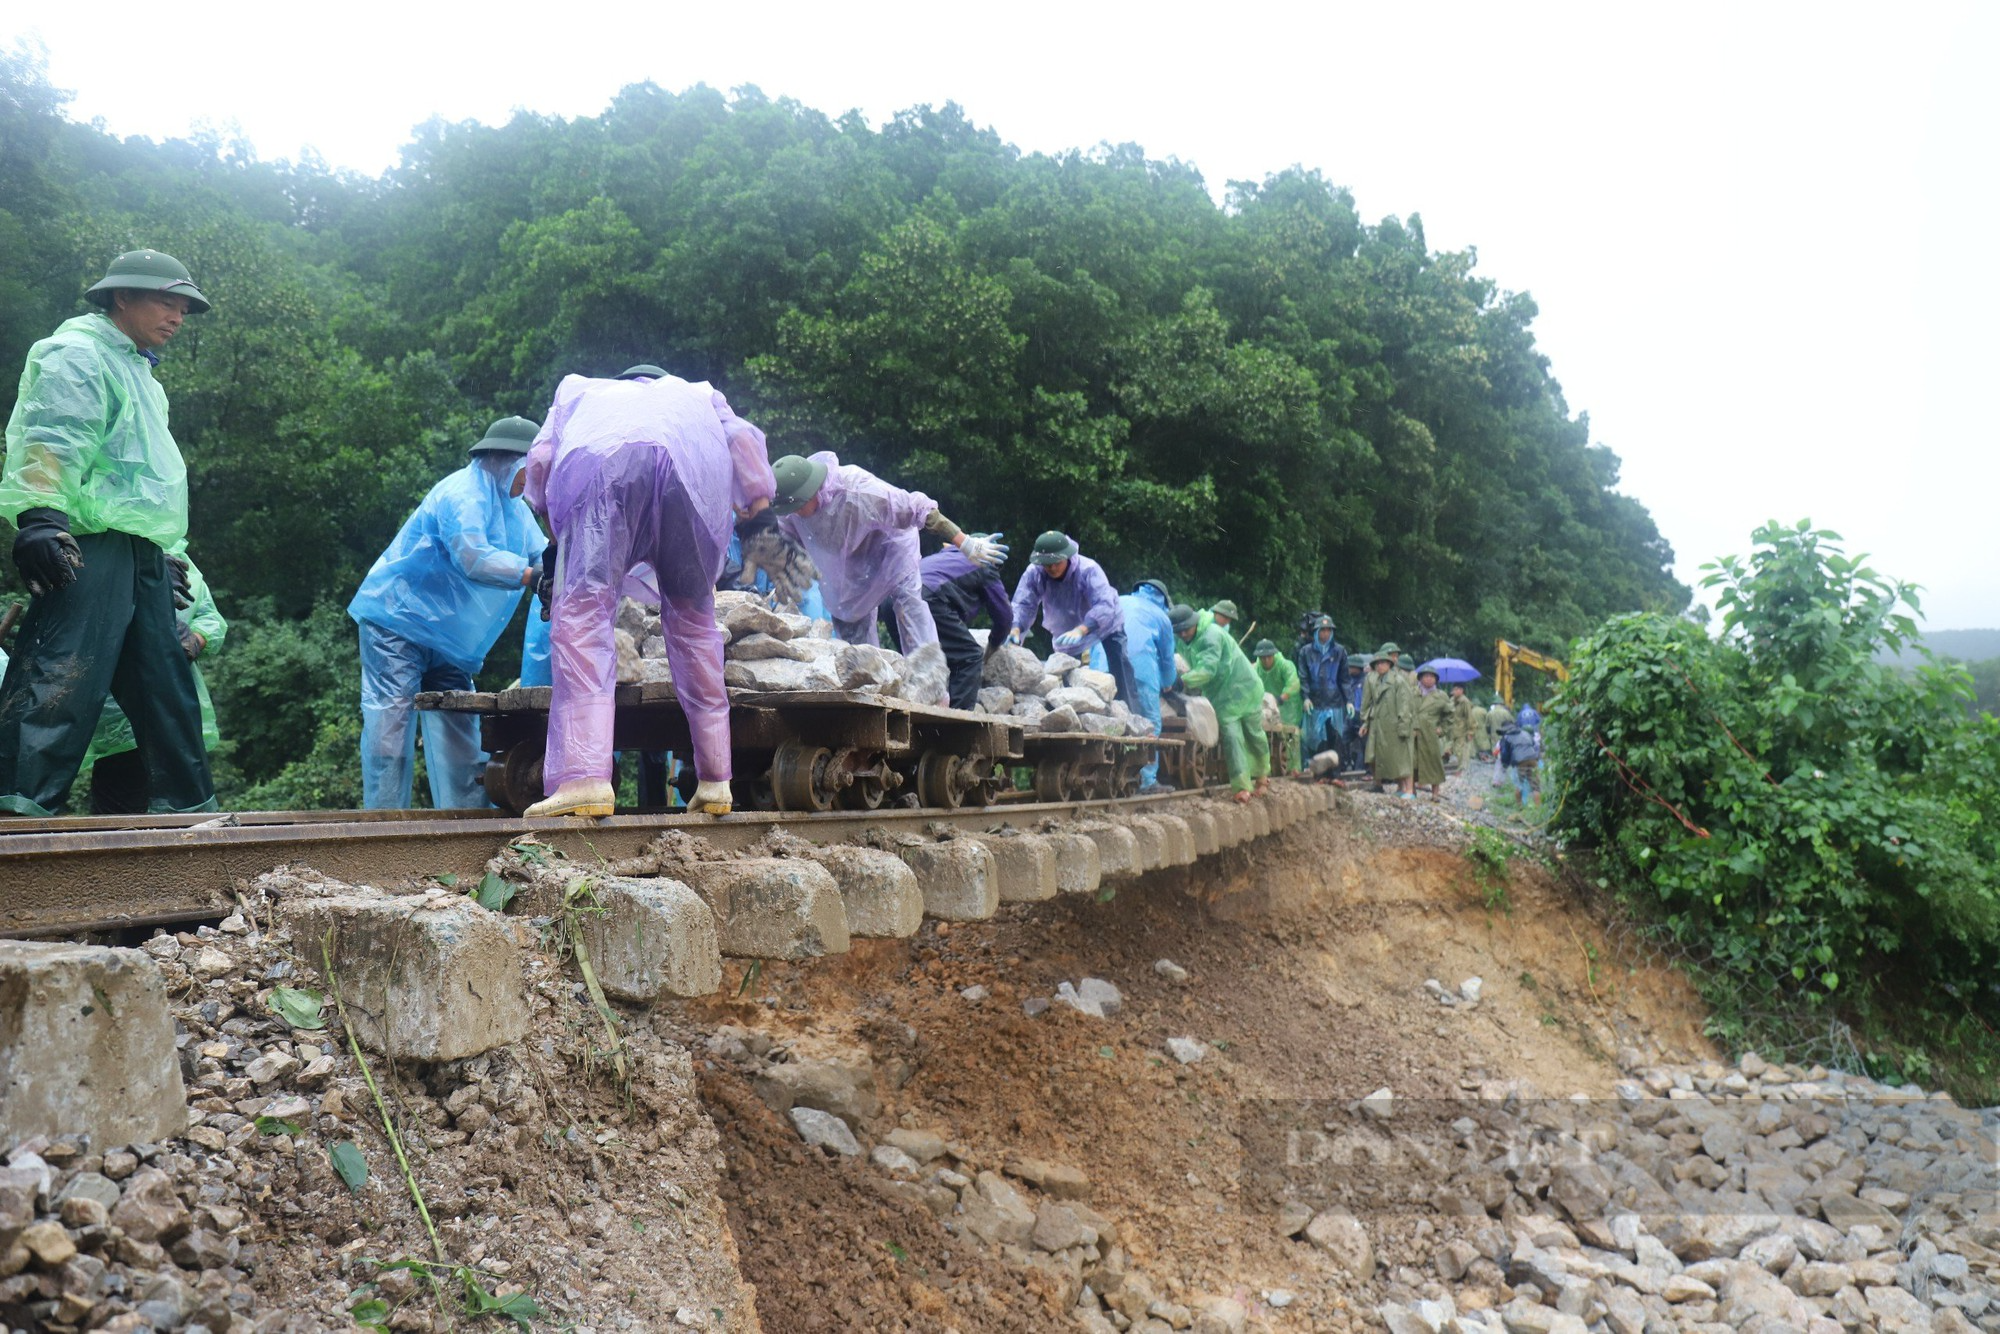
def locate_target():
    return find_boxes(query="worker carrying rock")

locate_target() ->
[349,415,548,809]
[920,544,1013,711]
[767,452,1004,654]
[1253,638,1303,775]
[1170,603,1268,803]
[521,372,776,818]
[0,250,218,817]
[1008,532,1138,707]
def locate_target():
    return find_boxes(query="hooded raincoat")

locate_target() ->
[1120,585,1178,785]
[1182,619,1267,793]
[1365,666,1416,782]
[774,452,938,648]
[523,374,775,792]
[1010,552,1124,656]
[0,313,187,546]
[1414,683,1451,787]
[1255,651,1304,772]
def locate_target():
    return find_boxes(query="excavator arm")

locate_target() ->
[1494,640,1570,707]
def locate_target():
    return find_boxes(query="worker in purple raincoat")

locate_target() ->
[766,452,1005,649]
[518,372,775,818]
[920,544,1013,710]
[1008,531,1137,707]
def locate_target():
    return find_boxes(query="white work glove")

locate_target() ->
[959,532,1008,568]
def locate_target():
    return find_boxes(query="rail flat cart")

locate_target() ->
[416,684,1024,816]
[1015,731,1180,802]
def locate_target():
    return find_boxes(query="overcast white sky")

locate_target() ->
[10,1,1996,626]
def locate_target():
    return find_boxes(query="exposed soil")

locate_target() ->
[677,778,1717,1330]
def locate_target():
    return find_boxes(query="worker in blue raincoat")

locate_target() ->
[1296,615,1349,760]
[1119,578,1178,791]
[348,416,547,808]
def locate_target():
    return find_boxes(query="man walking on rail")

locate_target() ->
[0,250,218,817]
[1009,532,1138,707]
[349,416,547,809]
[920,543,1012,711]
[768,453,1004,657]
[523,373,777,818]
[1172,603,1267,803]
[1120,578,1178,791]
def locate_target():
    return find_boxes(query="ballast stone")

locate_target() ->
[1121,817,1168,871]
[0,942,188,1147]
[1075,821,1139,878]
[895,840,999,921]
[276,894,530,1063]
[804,845,925,937]
[673,859,851,959]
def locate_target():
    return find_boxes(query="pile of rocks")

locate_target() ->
[705,1025,1254,1334]
[1350,1050,1999,1334]
[0,1129,255,1333]
[979,643,1150,736]
[612,592,950,706]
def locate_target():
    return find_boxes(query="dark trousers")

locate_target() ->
[0,531,214,816]
[89,749,150,815]
[924,591,985,711]
[1100,629,1139,713]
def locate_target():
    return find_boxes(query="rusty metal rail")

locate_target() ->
[0,788,1219,939]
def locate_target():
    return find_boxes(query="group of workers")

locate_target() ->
[0,249,1549,820]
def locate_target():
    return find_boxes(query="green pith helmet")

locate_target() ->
[1168,603,1199,634]
[469,415,540,456]
[617,364,668,380]
[1254,639,1278,658]
[85,249,211,314]
[1315,615,1335,632]
[1418,665,1439,680]
[1134,577,1170,602]
[770,454,829,515]
[1351,654,1372,670]
[1376,641,1401,656]
[1031,531,1078,566]
[1209,599,1240,621]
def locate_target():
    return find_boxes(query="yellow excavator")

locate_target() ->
[1494,640,1569,707]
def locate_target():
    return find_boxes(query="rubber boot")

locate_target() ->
[525,778,616,819]
[691,779,733,816]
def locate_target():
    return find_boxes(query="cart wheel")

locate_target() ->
[1033,758,1077,803]
[835,748,890,810]
[964,757,999,807]
[486,740,545,816]
[770,740,834,813]
[916,751,967,810]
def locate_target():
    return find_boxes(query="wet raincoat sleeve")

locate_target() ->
[1009,567,1046,638]
[980,572,1014,639]
[711,390,775,513]
[1072,560,1122,650]
[1,316,188,547]
[437,471,543,589]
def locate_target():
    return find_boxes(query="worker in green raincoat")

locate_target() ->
[1360,642,1415,795]
[1172,604,1268,802]
[1448,684,1477,767]
[1413,666,1451,795]
[1253,639,1303,774]
[80,546,225,814]
[0,250,216,816]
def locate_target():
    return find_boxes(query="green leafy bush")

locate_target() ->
[1550,522,2000,1007]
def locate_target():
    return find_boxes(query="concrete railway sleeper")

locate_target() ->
[0,778,1325,939]
[0,784,1336,1157]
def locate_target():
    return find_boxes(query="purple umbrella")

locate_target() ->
[1418,657,1481,683]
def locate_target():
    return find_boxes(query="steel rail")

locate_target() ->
[0,788,1220,939]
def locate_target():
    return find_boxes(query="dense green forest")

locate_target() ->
[0,45,1687,805]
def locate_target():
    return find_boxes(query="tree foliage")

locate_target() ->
[0,48,1688,803]
[1550,522,2000,1010]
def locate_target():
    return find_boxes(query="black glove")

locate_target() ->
[1161,686,1189,710]
[166,551,192,610]
[536,538,557,621]
[12,508,84,596]
[176,620,203,661]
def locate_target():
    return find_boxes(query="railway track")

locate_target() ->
[0,787,1225,940]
